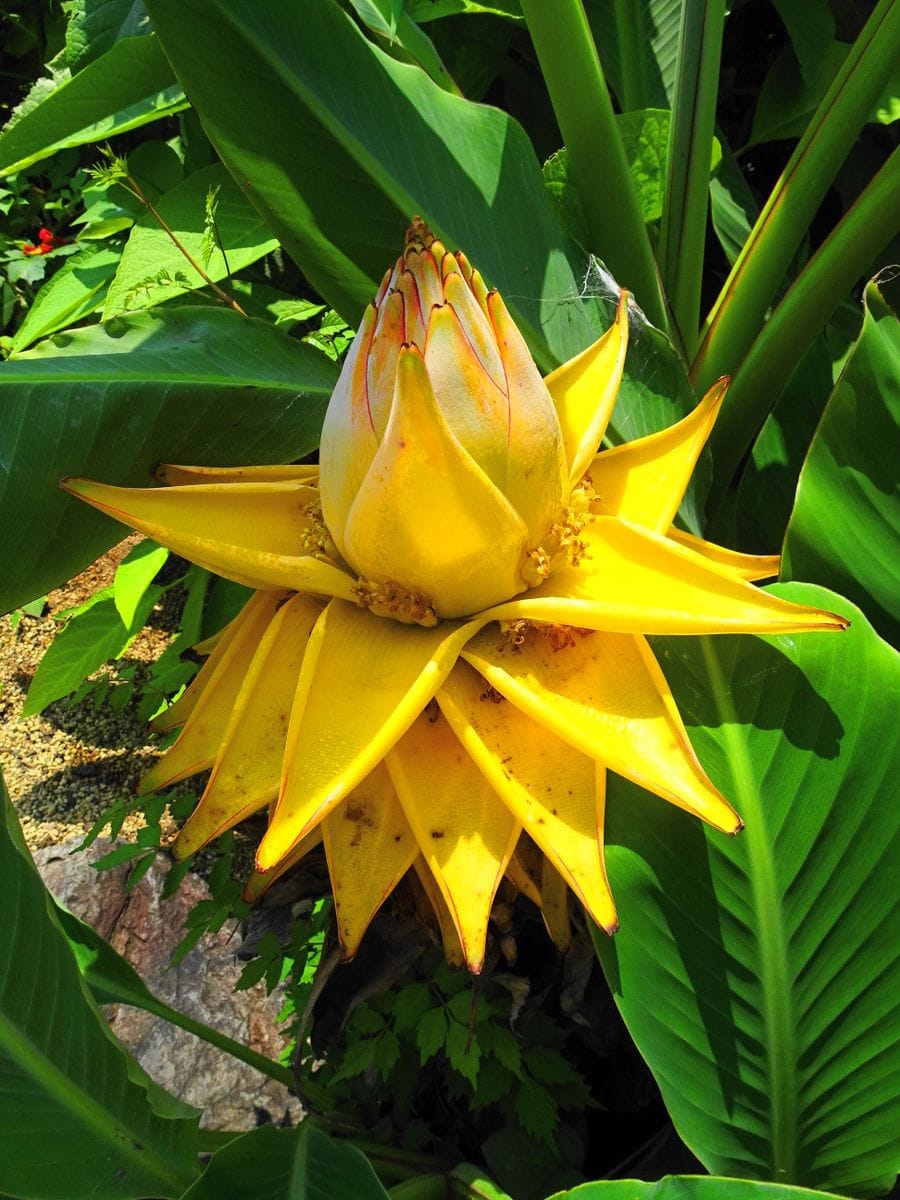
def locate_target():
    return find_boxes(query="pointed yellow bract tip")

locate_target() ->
[814,611,851,632]
[254,836,289,875]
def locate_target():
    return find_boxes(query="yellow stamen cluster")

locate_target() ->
[499,618,594,654]
[354,576,438,627]
[521,496,595,586]
[299,499,339,561]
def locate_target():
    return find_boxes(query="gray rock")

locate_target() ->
[34,837,303,1131]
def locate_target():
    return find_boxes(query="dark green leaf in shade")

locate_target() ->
[513,1076,558,1143]
[595,584,899,1197]
[731,333,836,554]
[143,0,595,370]
[0,769,200,1199]
[126,138,185,201]
[199,577,255,642]
[783,278,900,644]
[416,1007,448,1065]
[488,1024,523,1078]
[749,39,850,147]
[0,35,186,177]
[482,1124,584,1200]
[179,1122,391,1200]
[0,306,337,615]
[390,982,432,1032]
[445,1018,480,1088]
[709,144,760,268]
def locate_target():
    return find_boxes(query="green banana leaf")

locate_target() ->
[584,0,683,112]
[0,306,337,615]
[783,278,900,645]
[65,0,152,72]
[548,1178,853,1199]
[0,768,200,1200]
[0,35,185,177]
[732,332,839,555]
[595,584,899,1197]
[179,1123,390,1200]
[143,0,595,371]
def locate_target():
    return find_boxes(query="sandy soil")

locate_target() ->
[0,537,176,849]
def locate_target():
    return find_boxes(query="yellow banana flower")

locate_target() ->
[64,219,846,972]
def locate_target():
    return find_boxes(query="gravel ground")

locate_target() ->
[0,537,177,850]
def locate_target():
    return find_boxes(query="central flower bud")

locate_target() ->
[318,218,568,621]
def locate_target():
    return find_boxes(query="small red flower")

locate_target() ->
[21,228,71,256]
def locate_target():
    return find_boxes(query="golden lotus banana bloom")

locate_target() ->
[63,219,847,972]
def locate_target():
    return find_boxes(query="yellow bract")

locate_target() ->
[63,219,848,972]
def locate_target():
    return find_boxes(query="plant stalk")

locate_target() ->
[691,0,900,394]
[131,991,296,1087]
[709,145,900,497]
[658,0,726,359]
[126,174,248,317]
[520,0,668,334]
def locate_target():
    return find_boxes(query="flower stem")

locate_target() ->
[708,144,900,500]
[124,173,248,317]
[131,990,295,1086]
[520,0,668,335]
[658,0,727,359]
[691,0,900,394]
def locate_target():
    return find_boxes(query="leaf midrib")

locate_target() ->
[700,636,798,1181]
[0,996,189,1195]
[1,366,332,390]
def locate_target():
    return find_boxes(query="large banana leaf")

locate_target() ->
[0,770,200,1200]
[143,0,594,370]
[783,279,899,645]
[595,584,899,1197]
[584,0,683,111]
[0,35,184,177]
[549,1180,850,1199]
[0,306,337,614]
